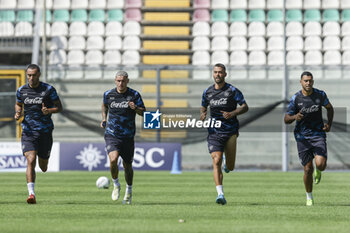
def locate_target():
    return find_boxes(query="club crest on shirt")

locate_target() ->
[224,91,230,96]
[41,91,46,96]
[315,98,320,104]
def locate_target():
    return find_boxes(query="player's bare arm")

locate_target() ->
[284,111,304,124]
[101,103,108,128]
[41,99,63,115]
[200,106,207,121]
[128,101,145,116]
[323,102,334,132]
[14,102,23,120]
[221,103,249,119]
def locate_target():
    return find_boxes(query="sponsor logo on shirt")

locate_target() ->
[300,105,319,113]
[210,98,228,106]
[110,101,129,108]
[24,97,43,104]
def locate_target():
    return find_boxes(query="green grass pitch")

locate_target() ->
[1,171,350,233]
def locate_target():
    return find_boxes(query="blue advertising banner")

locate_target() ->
[59,142,181,171]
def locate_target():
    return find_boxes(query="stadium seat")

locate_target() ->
[286,51,303,65]
[230,0,247,9]
[104,50,122,65]
[107,9,123,21]
[123,35,141,50]
[17,0,35,9]
[192,51,210,65]
[49,50,67,65]
[125,9,141,21]
[105,21,122,35]
[248,51,266,65]
[266,22,283,36]
[53,10,69,22]
[229,22,247,36]
[229,36,247,51]
[342,51,350,65]
[39,22,51,36]
[211,10,229,22]
[267,0,283,9]
[192,21,210,36]
[248,10,265,22]
[87,21,105,35]
[267,10,283,22]
[0,0,16,9]
[14,22,32,36]
[192,9,210,22]
[89,0,106,9]
[267,36,283,51]
[89,10,105,22]
[248,22,265,36]
[192,69,211,80]
[125,0,142,8]
[304,22,322,36]
[230,51,248,65]
[107,0,124,8]
[123,21,141,35]
[71,10,88,22]
[211,51,229,65]
[248,0,265,9]
[211,0,229,9]
[105,35,122,49]
[286,36,303,51]
[342,22,350,37]
[85,50,103,65]
[230,10,247,22]
[342,9,350,22]
[303,0,321,9]
[192,36,210,50]
[248,36,266,51]
[211,36,229,51]
[286,10,302,22]
[304,10,321,22]
[304,36,322,51]
[86,36,104,50]
[323,36,341,51]
[322,0,339,8]
[16,10,34,22]
[323,10,340,22]
[211,22,229,36]
[69,22,87,36]
[35,0,53,9]
[342,36,350,50]
[68,36,86,50]
[341,0,350,8]
[71,0,88,9]
[267,51,284,65]
[53,0,70,9]
[50,36,68,50]
[0,22,14,36]
[304,51,322,65]
[67,50,85,66]
[323,22,340,36]
[324,50,341,65]
[286,22,303,36]
[0,10,15,22]
[41,10,52,23]
[122,50,140,65]
[193,0,210,8]
[286,0,302,9]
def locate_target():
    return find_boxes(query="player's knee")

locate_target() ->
[304,166,313,175]
[317,162,327,171]
[109,156,118,164]
[212,156,222,166]
[226,164,235,171]
[40,166,47,172]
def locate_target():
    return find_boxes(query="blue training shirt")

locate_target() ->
[286,88,329,141]
[103,87,145,138]
[16,82,60,133]
[201,83,246,135]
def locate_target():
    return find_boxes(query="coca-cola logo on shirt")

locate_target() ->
[110,101,129,108]
[24,97,43,104]
[210,98,228,106]
[301,105,319,113]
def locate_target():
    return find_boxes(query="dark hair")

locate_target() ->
[26,64,41,73]
[300,71,313,79]
[214,63,226,73]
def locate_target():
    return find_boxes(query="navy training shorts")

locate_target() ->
[207,133,237,153]
[297,137,327,166]
[104,134,135,164]
[21,130,53,159]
